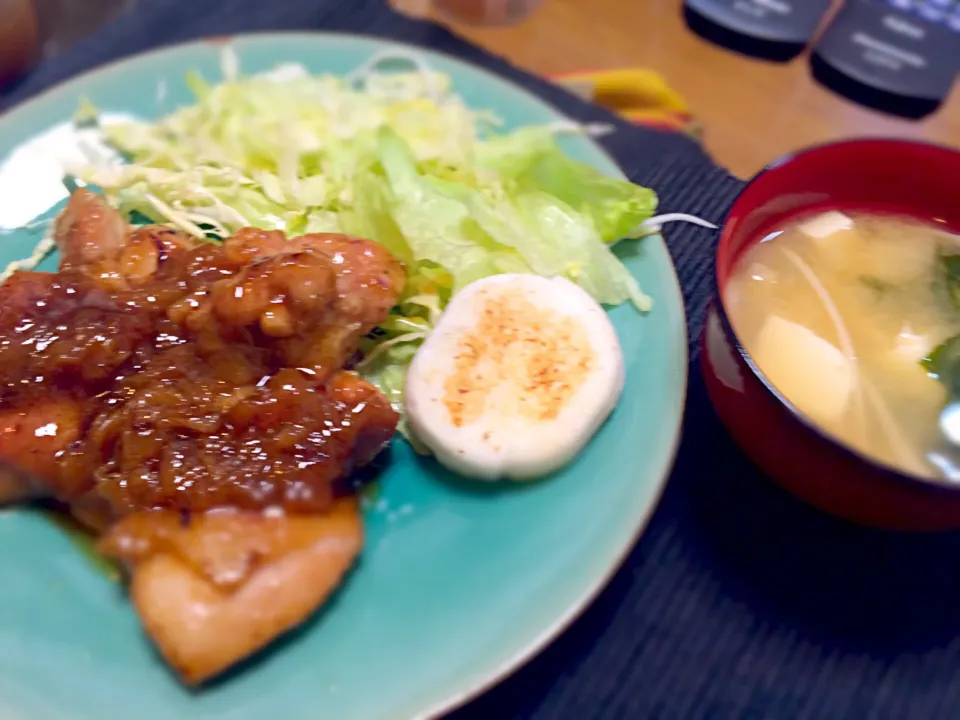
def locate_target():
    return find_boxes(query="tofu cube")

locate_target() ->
[753,315,854,426]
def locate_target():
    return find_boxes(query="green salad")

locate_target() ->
[66,51,664,417]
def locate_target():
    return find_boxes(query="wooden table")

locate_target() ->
[444,0,960,179]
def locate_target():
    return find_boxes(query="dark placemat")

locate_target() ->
[4,2,960,718]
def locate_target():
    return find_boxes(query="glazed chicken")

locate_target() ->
[0,189,404,684]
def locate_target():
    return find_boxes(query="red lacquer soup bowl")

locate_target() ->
[701,139,960,532]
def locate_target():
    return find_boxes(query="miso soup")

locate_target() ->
[725,210,960,481]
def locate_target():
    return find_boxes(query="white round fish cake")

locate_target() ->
[405,274,625,480]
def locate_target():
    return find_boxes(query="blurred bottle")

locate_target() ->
[390,0,544,26]
[0,0,40,88]
[0,0,132,90]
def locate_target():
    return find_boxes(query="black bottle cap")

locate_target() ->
[810,0,958,119]
[683,0,834,62]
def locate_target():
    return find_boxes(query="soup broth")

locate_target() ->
[726,210,960,482]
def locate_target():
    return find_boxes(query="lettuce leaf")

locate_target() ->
[67,60,659,418]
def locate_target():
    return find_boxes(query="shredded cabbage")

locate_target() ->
[67,51,659,418]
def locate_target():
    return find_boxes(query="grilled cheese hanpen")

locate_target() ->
[406,274,625,479]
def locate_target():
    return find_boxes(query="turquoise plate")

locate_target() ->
[0,33,687,720]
